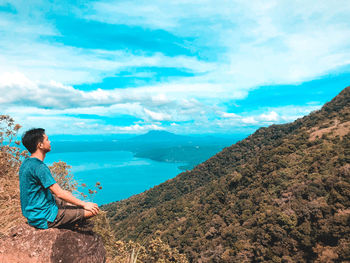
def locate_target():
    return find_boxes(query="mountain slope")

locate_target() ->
[102,87,350,262]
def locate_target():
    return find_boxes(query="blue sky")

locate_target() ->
[1,0,349,135]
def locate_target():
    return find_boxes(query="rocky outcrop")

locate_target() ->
[0,223,106,263]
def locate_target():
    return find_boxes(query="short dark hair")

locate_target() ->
[22,128,46,154]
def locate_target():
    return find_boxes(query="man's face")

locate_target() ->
[38,133,51,153]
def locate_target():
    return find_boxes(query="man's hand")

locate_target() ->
[83,202,100,216]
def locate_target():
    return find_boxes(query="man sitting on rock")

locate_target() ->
[19,128,100,230]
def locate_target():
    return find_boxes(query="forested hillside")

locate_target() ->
[103,87,350,262]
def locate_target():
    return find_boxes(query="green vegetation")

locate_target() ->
[103,87,350,262]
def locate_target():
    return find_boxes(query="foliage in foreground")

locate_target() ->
[92,211,188,263]
[0,115,27,235]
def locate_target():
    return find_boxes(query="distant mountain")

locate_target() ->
[103,87,350,262]
[118,130,193,150]
[127,130,191,143]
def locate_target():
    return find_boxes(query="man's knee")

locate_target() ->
[83,209,99,218]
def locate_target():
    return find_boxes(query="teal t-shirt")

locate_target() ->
[19,157,58,229]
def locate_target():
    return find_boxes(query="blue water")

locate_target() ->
[45,151,185,206]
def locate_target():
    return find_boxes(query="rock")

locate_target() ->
[0,223,106,263]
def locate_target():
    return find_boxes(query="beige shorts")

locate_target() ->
[47,195,85,228]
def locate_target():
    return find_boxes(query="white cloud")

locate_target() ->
[259,111,278,122]
[4,102,322,135]
[0,72,245,114]
[241,117,258,124]
[219,112,240,118]
[144,108,171,121]
[4,106,168,135]
[118,124,164,133]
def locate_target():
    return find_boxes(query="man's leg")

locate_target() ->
[65,202,98,219]
[53,194,98,219]
[49,196,86,228]
[83,209,98,219]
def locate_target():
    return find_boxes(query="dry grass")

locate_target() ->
[0,164,27,236]
[0,115,27,236]
[91,211,189,263]
[309,120,350,141]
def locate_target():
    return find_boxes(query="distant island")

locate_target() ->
[51,131,247,170]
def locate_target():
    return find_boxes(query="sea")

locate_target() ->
[45,150,185,206]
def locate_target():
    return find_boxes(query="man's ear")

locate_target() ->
[37,141,43,150]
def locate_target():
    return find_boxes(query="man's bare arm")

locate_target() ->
[49,183,100,215]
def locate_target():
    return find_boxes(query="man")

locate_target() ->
[19,128,100,229]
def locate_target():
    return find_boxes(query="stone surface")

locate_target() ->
[0,223,106,263]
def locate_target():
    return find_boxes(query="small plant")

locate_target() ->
[80,182,103,202]
[129,247,141,263]
[49,161,78,193]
